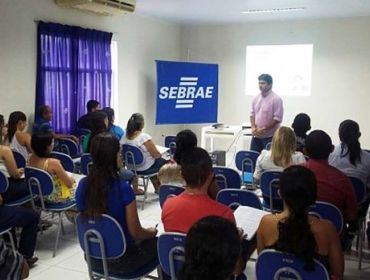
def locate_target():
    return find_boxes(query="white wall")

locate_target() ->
[0,0,182,142]
[181,18,370,147]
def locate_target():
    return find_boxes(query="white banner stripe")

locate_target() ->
[176,100,194,104]
[180,77,198,81]
[179,82,197,86]
[175,104,193,109]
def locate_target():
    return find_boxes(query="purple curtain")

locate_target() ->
[36,22,112,134]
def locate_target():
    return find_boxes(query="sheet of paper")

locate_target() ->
[234,206,269,240]
[156,145,170,155]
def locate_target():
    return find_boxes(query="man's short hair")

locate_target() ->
[258,74,273,85]
[36,105,49,118]
[305,130,333,160]
[181,147,212,187]
[87,100,100,112]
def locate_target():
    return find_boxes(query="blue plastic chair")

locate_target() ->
[216,189,262,210]
[0,170,34,207]
[265,142,272,151]
[76,213,159,280]
[347,176,367,269]
[256,249,330,280]
[164,136,177,156]
[51,151,75,173]
[235,150,260,185]
[80,153,93,175]
[213,167,242,189]
[57,138,80,158]
[122,144,158,210]
[12,150,26,168]
[159,185,185,209]
[260,171,283,212]
[158,232,186,280]
[308,201,343,233]
[25,167,76,257]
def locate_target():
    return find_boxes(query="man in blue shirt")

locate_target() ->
[33,105,78,142]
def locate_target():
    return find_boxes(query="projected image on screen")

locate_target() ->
[245,44,313,96]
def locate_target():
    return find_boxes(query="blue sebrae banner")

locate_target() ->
[156,60,218,124]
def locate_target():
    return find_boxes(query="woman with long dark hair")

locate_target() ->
[329,120,370,186]
[257,165,344,279]
[179,216,241,280]
[120,113,166,193]
[76,132,158,276]
[8,111,32,159]
[82,111,108,153]
[102,107,125,140]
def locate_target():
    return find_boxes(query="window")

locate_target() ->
[245,44,313,96]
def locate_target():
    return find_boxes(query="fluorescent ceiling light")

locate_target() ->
[242,7,306,14]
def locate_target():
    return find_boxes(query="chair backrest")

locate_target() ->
[164,136,177,155]
[0,170,9,193]
[260,171,283,212]
[213,167,241,189]
[348,176,367,205]
[80,153,93,175]
[158,232,186,279]
[308,201,343,233]
[121,144,144,172]
[159,185,185,208]
[51,151,74,173]
[76,213,126,279]
[12,150,26,168]
[25,167,54,209]
[265,142,272,151]
[58,138,79,157]
[216,189,262,210]
[235,150,260,184]
[77,128,91,137]
[256,249,330,280]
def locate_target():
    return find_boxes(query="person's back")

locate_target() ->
[257,166,344,279]
[304,130,357,222]
[162,192,235,233]
[254,127,306,181]
[329,120,370,187]
[162,147,235,233]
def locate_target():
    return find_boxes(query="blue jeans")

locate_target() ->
[250,137,273,153]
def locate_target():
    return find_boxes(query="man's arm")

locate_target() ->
[52,133,78,143]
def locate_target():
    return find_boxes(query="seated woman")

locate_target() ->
[291,113,311,153]
[8,111,32,160]
[329,119,370,188]
[179,216,241,280]
[254,126,306,182]
[76,132,158,276]
[102,107,125,140]
[158,129,219,199]
[28,132,75,203]
[120,113,166,193]
[257,165,344,280]
[0,144,28,203]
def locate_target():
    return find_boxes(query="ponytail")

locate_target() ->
[126,113,144,139]
[339,120,361,166]
[277,166,317,271]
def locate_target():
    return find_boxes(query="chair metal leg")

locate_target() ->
[141,177,149,210]
[6,231,16,256]
[53,213,63,258]
[60,214,65,236]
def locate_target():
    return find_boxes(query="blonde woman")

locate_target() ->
[253,126,306,182]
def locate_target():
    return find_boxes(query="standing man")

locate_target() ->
[250,74,283,153]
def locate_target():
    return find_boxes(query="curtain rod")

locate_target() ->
[33,19,119,35]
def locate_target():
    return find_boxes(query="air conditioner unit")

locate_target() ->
[55,0,136,16]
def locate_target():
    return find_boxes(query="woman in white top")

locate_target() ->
[120,113,166,193]
[254,126,306,182]
[7,111,32,160]
[329,120,370,188]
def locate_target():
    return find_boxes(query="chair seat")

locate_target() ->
[35,199,76,211]
[4,195,35,207]
[91,257,159,279]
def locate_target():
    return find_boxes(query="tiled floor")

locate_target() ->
[27,192,370,279]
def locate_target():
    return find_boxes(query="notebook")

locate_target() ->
[234,206,269,240]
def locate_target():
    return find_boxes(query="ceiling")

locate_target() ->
[136,0,370,24]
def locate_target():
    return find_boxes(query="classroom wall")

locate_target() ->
[181,17,370,147]
[0,0,182,142]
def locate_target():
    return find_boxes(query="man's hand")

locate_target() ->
[251,126,258,136]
